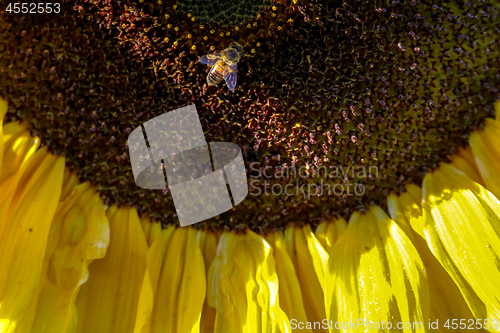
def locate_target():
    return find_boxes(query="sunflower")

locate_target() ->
[1,0,500,332]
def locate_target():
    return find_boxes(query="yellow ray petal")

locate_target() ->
[75,205,150,333]
[144,224,176,295]
[267,230,311,333]
[0,147,64,333]
[145,226,206,333]
[0,98,7,173]
[198,228,220,333]
[285,224,328,332]
[137,224,176,333]
[135,265,154,333]
[17,181,109,333]
[325,205,430,333]
[148,221,162,246]
[387,184,426,240]
[208,230,291,333]
[388,185,478,331]
[449,146,485,188]
[13,177,80,333]
[60,169,81,202]
[140,214,163,248]
[139,214,163,248]
[315,217,347,256]
[0,123,40,186]
[0,123,40,234]
[141,214,152,245]
[470,118,500,200]
[422,163,500,325]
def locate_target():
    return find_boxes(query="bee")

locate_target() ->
[199,42,245,91]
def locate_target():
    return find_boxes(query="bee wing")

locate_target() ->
[199,53,221,66]
[223,63,238,91]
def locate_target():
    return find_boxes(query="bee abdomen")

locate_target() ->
[207,67,223,86]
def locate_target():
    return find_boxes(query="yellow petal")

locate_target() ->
[137,224,177,333]
[0,98,6,118]
[267,231,311,333]
[208,229,291,333]
[0,123,40,233]
[145,226,206,333]
[198,229,220,333]
[135,265,154,333]
[147,221,162,246]
[470,118,500,200]
[0,98,8,172]
[141,214,152,245]
[422,163,500,324]
[0,147,64,333]
[144,224,176,296]
[315,217,347,256]
[388,185,478,330]
[285,224,328,332]
[75,205,150,333]
[17,181,109,333]
[0,123,40,186]
[60,169,81,202]
[140,214,163,248]
[325,205,429,333]
[449,146,485,188]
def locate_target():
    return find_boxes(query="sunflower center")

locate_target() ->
[1,0,499,231]
[176,0,271,26]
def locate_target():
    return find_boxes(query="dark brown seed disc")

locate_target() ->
[1,0,499,231]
